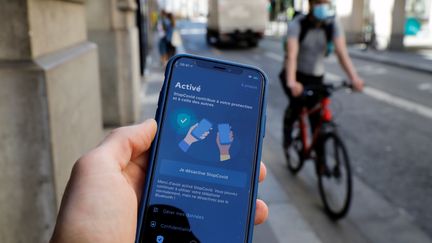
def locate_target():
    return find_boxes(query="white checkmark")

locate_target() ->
[180,118,187,123]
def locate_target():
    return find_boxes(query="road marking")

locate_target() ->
[326,72,341,82]
[265,51,432,120]
[328,72,432,120]
[265,53,432,120]
[356,64,388,75]
[363,87,432,120]
[418,83,432,93]
[265,52,284,62]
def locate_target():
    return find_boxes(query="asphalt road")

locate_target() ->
[171,20,432,242]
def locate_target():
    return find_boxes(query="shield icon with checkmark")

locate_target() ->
[177,113,191,128]
[156,235,164,243]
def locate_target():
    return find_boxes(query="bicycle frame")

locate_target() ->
[299,97,333,159]
[285,82,353,219]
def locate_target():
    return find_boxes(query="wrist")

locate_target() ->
[287,81,297,88]
[179,139,191,152]
[183,136,194,145]
[349,73,359,81]
[220,154,230,161]
[219,147,230,155]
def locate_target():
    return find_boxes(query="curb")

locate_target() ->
[348,49,432,75]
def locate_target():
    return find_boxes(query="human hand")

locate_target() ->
[216,131,234,161]
[50,119,158,243]
[183,123,210,146]
[351,76,364,92]
[289,81,304,97]
[50,119,268,243]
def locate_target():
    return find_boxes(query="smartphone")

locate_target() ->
[136,54,267,243]
[218,123,231,145]
[191,119,213,139]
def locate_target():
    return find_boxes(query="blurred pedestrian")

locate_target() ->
[280,0,364,148]
[157,11,176,66]
[157,10,168,65]
[165,13,177,59]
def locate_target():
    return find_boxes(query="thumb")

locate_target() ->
[99,119,158,167]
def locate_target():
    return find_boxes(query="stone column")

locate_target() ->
[371,0,406,50]
[86,0,141,126]
[338,0,365,44]
[388,0,406,50]
[0,0,103,242]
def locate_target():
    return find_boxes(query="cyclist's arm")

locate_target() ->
[286,37,299,88]
[334,36,364,91]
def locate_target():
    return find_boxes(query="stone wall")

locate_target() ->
[87,0,141,126]
[0,0,103,242]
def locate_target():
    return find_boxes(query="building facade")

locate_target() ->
[0,0,151,242]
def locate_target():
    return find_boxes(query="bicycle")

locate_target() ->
[283,81,353,220]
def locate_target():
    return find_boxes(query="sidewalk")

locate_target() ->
[140,40,323,243]
[348,46,432,74]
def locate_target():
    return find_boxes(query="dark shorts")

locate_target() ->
[159,37,168,55]
[280,69,325,145]
[279,68,324,98]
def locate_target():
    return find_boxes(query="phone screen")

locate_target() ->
[191,119,213,140]
[139,56,265,243]
[218,124,231,145]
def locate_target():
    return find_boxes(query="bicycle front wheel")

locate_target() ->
[284,120,304,174]
[317,133,352,220]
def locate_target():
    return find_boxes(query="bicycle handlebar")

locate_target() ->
[302,81,352,98]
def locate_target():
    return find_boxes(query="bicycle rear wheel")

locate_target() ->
[317,133,352,220]
[284,120,304,174]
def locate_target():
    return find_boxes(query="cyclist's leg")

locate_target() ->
[302,73,323,138]
[309,106,324,161]
[283,100,302,147]
[304,73,324,135]
[283,72,307,148]
[283,72,313,148]
[305,76,325,168]
[308,98,322,135]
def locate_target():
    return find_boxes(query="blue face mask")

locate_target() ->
[313,3,334,21]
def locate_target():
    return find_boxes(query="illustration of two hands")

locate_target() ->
[178,121,234,161]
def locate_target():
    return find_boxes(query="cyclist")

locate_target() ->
[281,0,364,150]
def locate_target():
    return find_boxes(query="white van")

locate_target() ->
[207,0,268,47]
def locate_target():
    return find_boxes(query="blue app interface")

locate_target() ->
[142,57,264,243]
